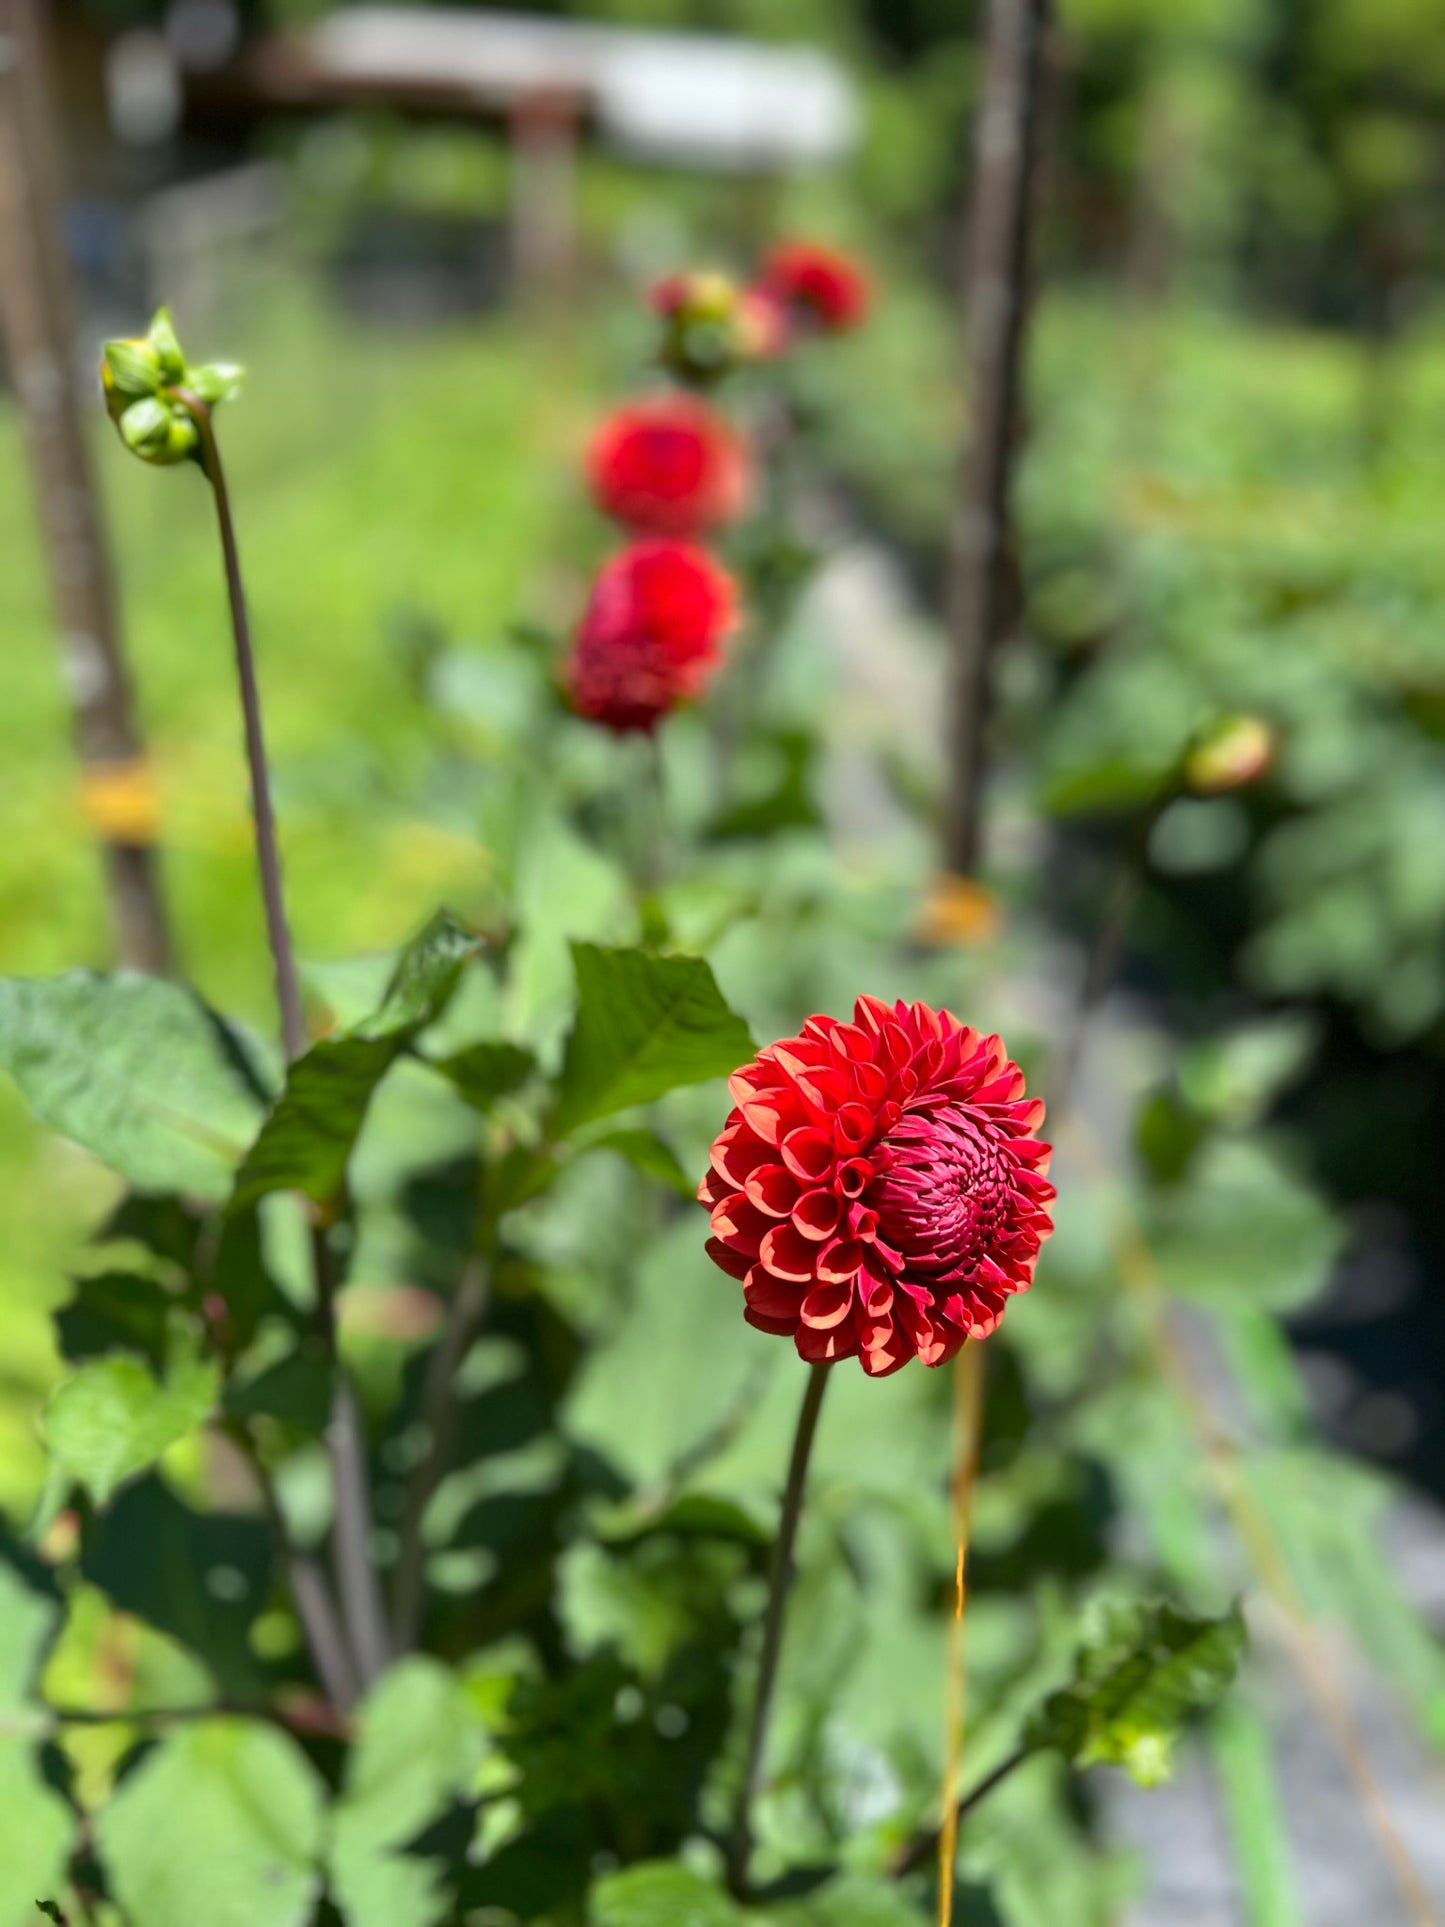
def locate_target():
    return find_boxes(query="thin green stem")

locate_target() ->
[889,1745,1035,1879]
[179,392,305,1062]
[392,1254,491,1651]
[226,1417,358,1712]
[726,1358,831,1899]
[182,392,389,1697]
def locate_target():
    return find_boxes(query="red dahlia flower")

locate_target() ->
[700,997,1053,1375]
[586,395,751,535]
[566,538,737,733]
[761,241,871,335]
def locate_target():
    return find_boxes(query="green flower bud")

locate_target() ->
[101,337,163,415]
[1182,713,1276,795]
[190,360,245,405]
[101,309,242,468]
[117,395,198,466]
[146,306,187,383]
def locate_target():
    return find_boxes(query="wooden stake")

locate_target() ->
[943,0,1051,878]
[0,0,173,972]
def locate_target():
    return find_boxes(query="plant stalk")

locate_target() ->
[391,1254,491,1651]
[229,1418,359,1712]
[181,394,305,1062]
[726,1358,831,1899]
[185,395,390,1695]
[890,1746,1034,1879]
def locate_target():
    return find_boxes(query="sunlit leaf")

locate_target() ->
[1025,1598,1245,1786]
[0,974,270,1198]
[96,1719,325,1927]
[42,1354,219,1507]
[555,945,753,1133]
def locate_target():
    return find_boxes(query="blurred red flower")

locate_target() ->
[566,538,737,733]
[587,395,751,535]
[700,998,1053,1375]
[761,241,871,335]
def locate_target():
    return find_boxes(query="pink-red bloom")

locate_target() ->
[760,241,871,335]
[566,538,737,733]
[700,998,1053,1376]
[586,395,750,535]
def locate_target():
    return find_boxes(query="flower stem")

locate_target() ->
[183,392,389,1697]
[889,1745,1035,1879]
[391,1254,491,1651]
[180,392,305,1062]
[726,1358,831,1899]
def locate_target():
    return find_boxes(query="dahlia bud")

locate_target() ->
[100,307,244,468]
[760,240,871,336]
[651,268,754,386]
[701,998,1053,1376]
[1181,714,1276,796]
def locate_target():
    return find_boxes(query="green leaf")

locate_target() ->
[55,1271,171,1369]
[82,1478,272,1696]
[42,1354,219,1506]
[231,910,482,1211]
[589,1860,741,1926]
[0,1570,72,1922]
[0,974,270,1199]
[581,1128,696,1197]
[364,908,483,1037]
[0,1741,72,1923]
[1143,1138,1342,1311]
[1025,1598,1245,1787]
[224,1342,333,1435]
[431,1040,537,1111]
[555,945,753,1133]
[96,1719,325,1927]
[328,1658,488,1927]
[229,1034,397,1211]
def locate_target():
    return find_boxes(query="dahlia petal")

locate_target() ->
[780,1126,835,1184]
[837,1157,872,1199]
[832,1102,875,1155]
[746,1163,800,1219]
[745,1306,800,1337]
[705,1237,751,1281]
[852,994,893,1036]
[710,1191,771,1250]
[815,1238,865,1285]
[712,1122,774,1189]
[736,1092,795,1146]
[697,1166,729,1207]
[799,1283,853,1330]
[759,1222,820,1283]
[745,1269,805,1321]
[861,1277,894,1319]
[792,1189,842,1241]
[794,1323,858,1364]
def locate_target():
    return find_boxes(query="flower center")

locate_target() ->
[868,1104,1007,1284]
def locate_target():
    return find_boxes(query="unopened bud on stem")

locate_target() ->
[1181,713,1276,795]
[100,307,245,468]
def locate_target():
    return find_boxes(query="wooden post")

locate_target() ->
[942,0,1051,878]
[508,88,578,303]
[0,0,173,973]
